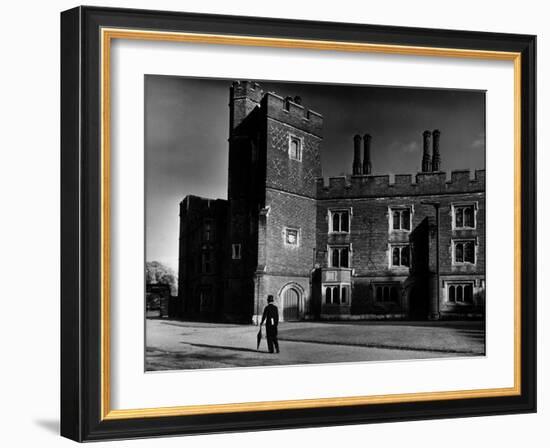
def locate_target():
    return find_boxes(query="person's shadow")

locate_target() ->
[34,419,59,434]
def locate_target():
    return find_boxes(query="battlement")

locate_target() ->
[179,195,228,217]
[230,80,323,136]
[231,80,264,103]
[262,92,323,137]
[316,169,485,199]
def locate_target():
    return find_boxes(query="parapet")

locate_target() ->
[316,169,485,199]
[262,92,323,137]
[179,195,228,216]
[231,80,264,104]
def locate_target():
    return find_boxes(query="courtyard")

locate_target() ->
[145,318,485,371]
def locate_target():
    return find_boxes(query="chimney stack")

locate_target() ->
[353,134,362,175]
[363,134,372,175]
[422,130,432,172]
[432,129,441,172]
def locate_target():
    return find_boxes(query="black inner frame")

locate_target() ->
[60,6,536,442]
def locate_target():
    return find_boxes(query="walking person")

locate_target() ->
[260,295,279,354]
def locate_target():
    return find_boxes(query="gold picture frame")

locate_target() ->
[61,6,536,441]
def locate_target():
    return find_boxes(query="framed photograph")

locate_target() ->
[60,6,536,441]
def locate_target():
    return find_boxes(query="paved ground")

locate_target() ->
[145,319,485,371]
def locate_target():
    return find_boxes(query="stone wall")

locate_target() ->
[316,189,485,318]
[177,196,228,319]
[265,117,322,198]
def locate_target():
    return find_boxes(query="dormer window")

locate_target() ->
[289,135,302,161]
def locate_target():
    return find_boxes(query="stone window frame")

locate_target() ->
[445,281,475,304]
[201,245,213,274]
[328,244,352,268]
[328,208,352,234]
[372,282,401,303]
[288,133,303,162]
[199,286,214,311]
[323,283,351,306]
[231,243,242,260]
[388,243,411,269]
[203,218,214,242]
[452,238,477,265]
[283,226,301,247]
[451,201,478,230]
[388,205,414,233]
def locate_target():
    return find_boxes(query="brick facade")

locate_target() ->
[177,81,485,323]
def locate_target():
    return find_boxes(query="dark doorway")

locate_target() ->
[283,287,300,321]
[409,281,429,320]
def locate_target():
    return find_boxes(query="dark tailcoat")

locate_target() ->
[261,303,279,353]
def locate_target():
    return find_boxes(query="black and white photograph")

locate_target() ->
[145,76,487,371]
[0,0,543,444]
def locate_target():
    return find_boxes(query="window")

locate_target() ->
[325,285,349,305]
[333,287,340,304]
[390,245,410,268]
[232,243,241,260]
[329,210,350,233]
[374,283,400,302]
[329,246,350,268]
[454,240,475,264]
[454,204,476,229]
[447,283,474,303]
[201,248,212,274]
[204,220,213,241]
[390,207,412,231]
[285,228,299,246]
[200,288,213,310]
[289,136,302,161]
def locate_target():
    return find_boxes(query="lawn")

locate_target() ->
[278,321,485,354]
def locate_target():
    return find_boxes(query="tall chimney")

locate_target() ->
[432,129,441,171]
[353,134,362,175]
[363,134,372,175]
[422,130,432,172]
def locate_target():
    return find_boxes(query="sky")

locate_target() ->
[145,76,485,272]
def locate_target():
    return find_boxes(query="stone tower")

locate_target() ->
[225,81,266,321]
[225,81,323,322]
[255,91,323,322]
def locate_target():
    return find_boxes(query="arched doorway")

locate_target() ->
[282,286,301,321]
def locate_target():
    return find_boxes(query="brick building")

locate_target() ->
[177,81,485,323]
